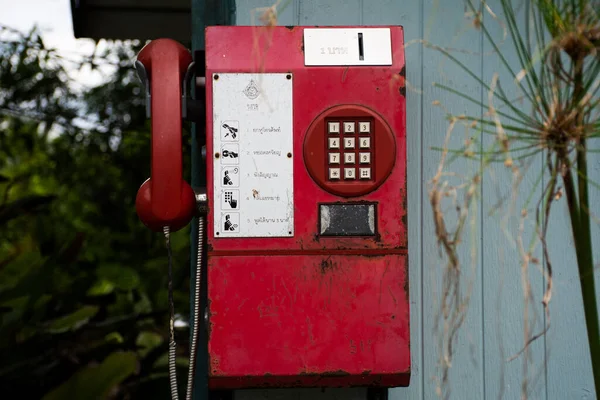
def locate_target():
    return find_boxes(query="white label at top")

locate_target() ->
[304,28,392,66]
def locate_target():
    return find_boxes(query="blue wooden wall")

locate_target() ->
[206,1,600,399]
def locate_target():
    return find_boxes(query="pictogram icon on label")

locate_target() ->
[222,189,239,209]
[222,213,240,232]
[221,167,239,187]
[221,121,239,141]
[220,144,239,165]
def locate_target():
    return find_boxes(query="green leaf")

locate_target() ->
[46,305,99,334]
[97,264,140,291]
[42,351,138,400]
[136,331,163,357]
[105,332,124,344]
[87,278,115,296]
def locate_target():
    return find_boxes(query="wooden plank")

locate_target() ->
[361,1,423,399]
[419,0,484,399]
[296,0,360,25]
[479,1,547,398]
[235,0,296,26]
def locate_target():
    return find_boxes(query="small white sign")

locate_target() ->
[212,73,294,238]
[303,28,392,66]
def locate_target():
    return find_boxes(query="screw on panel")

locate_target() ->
[215,152,220,159]
[287,152,292,158]
[214,74,219,80]
[286,74,292,80]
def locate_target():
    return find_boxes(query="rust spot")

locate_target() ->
[211,355,221,374]
[401,186,408,230]
[404,253,410,303]
[360,253,386,259]
[285,25,295,31]
[320,258,336,274]
[299,369,351,377]
[399,66,406,77]
[252,189,259,199]
[399,85,406,97]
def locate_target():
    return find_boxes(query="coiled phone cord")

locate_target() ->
[186,215,204,400]
[163,226,180,400]
[163,215,205,400]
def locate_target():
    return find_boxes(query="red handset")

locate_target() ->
[135,39,196,232]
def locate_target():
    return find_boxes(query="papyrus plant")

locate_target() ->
[427,0,599,398]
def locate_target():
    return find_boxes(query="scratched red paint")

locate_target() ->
[205,26,409,389]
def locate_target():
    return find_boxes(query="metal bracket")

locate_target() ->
[134,59,205,122]
[134,60,151,119]
[194,187,208,216]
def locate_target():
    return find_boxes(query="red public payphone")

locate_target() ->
[135,25,409,397]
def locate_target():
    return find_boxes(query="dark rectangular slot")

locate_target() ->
[358,32,364,60]
[319,203,376,237]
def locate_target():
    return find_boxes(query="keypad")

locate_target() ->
[326,119,372,181]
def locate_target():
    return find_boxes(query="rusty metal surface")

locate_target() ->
[204,25,409,389]
[207,255,410,389]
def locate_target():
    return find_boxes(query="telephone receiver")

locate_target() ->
[133,39,207,400]
[133,38,199,233]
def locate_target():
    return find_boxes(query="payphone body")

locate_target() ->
[204,26,409,389]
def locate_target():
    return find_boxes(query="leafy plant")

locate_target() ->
[427,0,599,398]
[0,25,193,398]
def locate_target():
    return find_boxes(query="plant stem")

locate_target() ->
[563,157,600,395]
[567,55,600,395]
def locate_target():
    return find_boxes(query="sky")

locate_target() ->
[0,0,113,88]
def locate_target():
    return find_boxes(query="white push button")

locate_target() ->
[329,168,341,179]
[359,137,370,148]
[344,153,355,164]
[359,122,370,133]
[344,137,355,149]
[328,122,340,133]
[359,168,371,179]
[344,168,356,179]
[343,122,355,133]
[359,152,370,164]
[328,138,340,149]
[329,152,340,164]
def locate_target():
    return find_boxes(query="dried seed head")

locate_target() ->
[554,188,563,200]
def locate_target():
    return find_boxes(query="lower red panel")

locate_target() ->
[207,254,410,389]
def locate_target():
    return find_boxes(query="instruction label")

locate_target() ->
[212,73,294,238]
